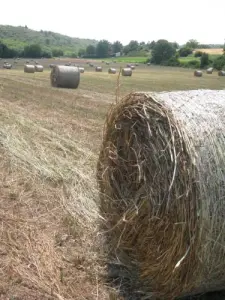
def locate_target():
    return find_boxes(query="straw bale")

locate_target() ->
[95,66,102,72]
[97,90,225,299]
[122,68,132,76]
[35,65,44,72]
[194,70,203,77]
[218,70,225,76]
[108,68,117,74]
[3,63,12,69]
[79,67,85,73]
[24,64,35,73]
[50,65,80,89]
[206,67,213,74]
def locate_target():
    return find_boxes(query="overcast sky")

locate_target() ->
[1,0,224,45]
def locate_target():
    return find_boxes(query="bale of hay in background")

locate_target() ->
[127,64,131,68]
[130,65,135,70]
[79,67,85,73]
[108,68,116,74]
[147,63,151,66]
[97,90,225,300]
[95,66,102,72]
[24,64,35,73]
[194,70,202,77]
[50,65,80,89]
[206,67,213,74]
[49,64,56,69]
[35,65,44,72]
[122,68,132,76]
[106,62,110,65]
[3,63,12,69]
[89,63,94,67]
[26,60,30,64]
[218,70,225,76]
[135,63,139,66]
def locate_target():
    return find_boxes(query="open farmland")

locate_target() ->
[0,59,225,300]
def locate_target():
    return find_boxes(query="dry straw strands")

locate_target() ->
[35,65,44,72]
[24,64,35,73]
[122,68,132,76]
[50,65,80,89]
[194,70,202,77]
[206,67,213,74]
[218,70,225,76]
[95,66,103,72]
[97,90,225,300]
[108,68,117,74]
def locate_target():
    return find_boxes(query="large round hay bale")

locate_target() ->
[194,70,203,77]
[122,68,132,76]
[35,65,44,72]
[206,67,213,74]
[24,64,35,73]
[218,70,225,76]
[79,67,85,73]
[97,90,225,300]
[95,66,102,72]
[50,65,80,89]
[108,68,116,74]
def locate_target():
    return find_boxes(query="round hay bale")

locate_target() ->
[106,62,110,65]
[127,63,131,68]
[24,64,35,73]
[122,68,132,76]
[26,60,30,64]
[130,65,135,70]
[79,67,85,73]
[49,64,56,69]
[35,65,44,72]
[95,66,102,72]
[97,90,225,300]
[194,70,202,77]
[108,68,117,74]
[218,70,225,76]
[147,62,151,66]
[50,65,80,89]
[89,63,94,67]
[135,63,139,66]
[3,63,12,69]
[206,67,213,74]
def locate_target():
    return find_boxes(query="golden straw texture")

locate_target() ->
[97,89,225,299]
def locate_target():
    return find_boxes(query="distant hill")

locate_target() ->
[0,25,97,55]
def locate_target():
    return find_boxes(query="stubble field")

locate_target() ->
[0,58,224,300]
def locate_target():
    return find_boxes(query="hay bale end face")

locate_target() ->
[95,66,102,72]
[97,90,225,299]
[24,64,35,73]
[108,68,116,74]
[35,65,44,72]
[218,70,225,76]
[50,65,80,89]
[194,70,202,77]
[122,68,132,76]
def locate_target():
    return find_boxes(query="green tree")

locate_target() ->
[128,40,139,52]
[86,44,96,56]
[78,48,86,57]
[213,55,225,70]
[151,39,176,64]
[178,47,193,57]
[185,39,199,49]
[112,41,123,54]
[52,48,64,57]
[24,44,42,58]
[96,40,111,58]
[200,53,209,68]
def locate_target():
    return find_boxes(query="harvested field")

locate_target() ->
[0,61,224,300]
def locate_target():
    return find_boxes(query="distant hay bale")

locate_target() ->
[194,70,202,77]
[97,89,225,300]
[3,63,12,69]
[135,63,139,66]
[95,66,102,72]
[106,62,110,65]
[122,68,132,76]
[50,65,80,89]
[108,68,116,74]
[35,61,39,65]
[89,63,94,67]
[24,64,35,73]
[79,67,85,73]
[130,65,135,70]
[26,60,30,64]
[206,67,213,74]
[218,70,225,76]
[147,62,151,66]
[35,65,44,72]
[49,64,55,69]
[127,64,131,68]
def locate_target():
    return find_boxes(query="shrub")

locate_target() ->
[180,59,200,69]
[194,51,203,57]
[213,55,225,70]
[179,47,193,57]
[163,57,180,67]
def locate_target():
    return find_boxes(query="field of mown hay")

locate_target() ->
[0,58,225,300]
